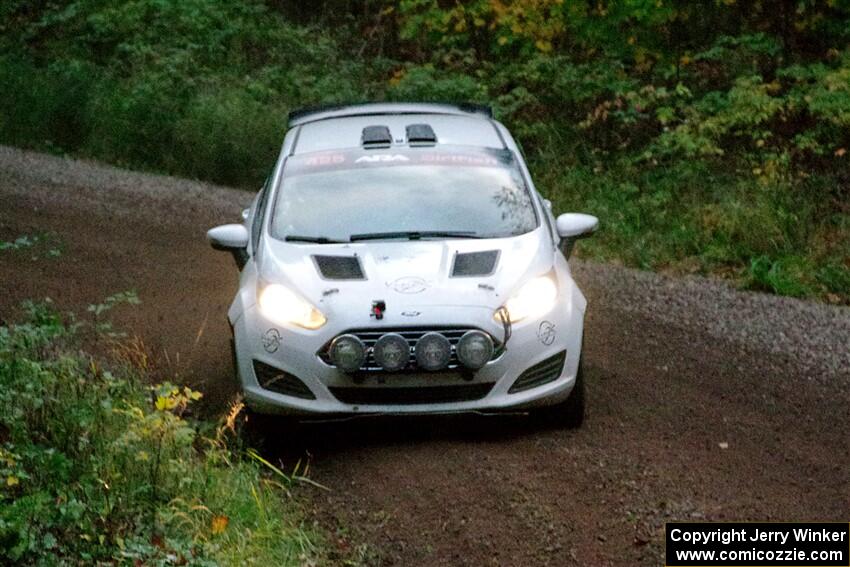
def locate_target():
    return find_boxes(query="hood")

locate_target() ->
[258,228,555,316]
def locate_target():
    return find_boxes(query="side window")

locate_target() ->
[251,177,271,253]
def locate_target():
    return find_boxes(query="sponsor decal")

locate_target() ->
[389,276,429,294]
[303,153,345,167]
[401,310,421,317]
[262,328,281,353]
[287,149,511,176]
[354,154,410,163]
[420,153,499,166]
[537,321,556,345]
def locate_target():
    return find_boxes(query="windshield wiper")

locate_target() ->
[349,230,481,242]
[284,235,348,244]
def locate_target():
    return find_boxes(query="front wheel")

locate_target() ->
[237,407,300,450]
[534,358,585,429]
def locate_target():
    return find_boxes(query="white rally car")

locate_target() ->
[208,103,598,427]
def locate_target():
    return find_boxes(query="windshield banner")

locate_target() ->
[286,148,512,176]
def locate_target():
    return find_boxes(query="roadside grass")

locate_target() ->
[538,156,850,301]
[0,300,327,565]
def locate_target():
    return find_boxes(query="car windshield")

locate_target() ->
[270,147,538,242]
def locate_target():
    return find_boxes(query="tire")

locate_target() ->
[238,407,299,450]
[535,357,585,429]
[229,334,300,447]
[229,335,241,393]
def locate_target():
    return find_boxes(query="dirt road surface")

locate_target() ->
[2,146,848,566]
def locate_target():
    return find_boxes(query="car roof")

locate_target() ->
[288,102,492,126]
[288,103,505,155]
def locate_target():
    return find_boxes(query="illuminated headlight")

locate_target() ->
[499,275,558,323]
[329,334,366,372]
[456,331,494,370]
[258,284,326,330]
[415,332,452,371]
[373,333,410,372]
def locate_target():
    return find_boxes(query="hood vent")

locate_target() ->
[406,123,437,146]
[313,255,366,280]
[451,250,500,277]
[361,125,393,148]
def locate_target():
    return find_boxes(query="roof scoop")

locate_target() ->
[313,255,366,280]
[406,123,437,146]
[361,125,393,148]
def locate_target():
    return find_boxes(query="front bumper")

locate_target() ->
[232,298,584,417]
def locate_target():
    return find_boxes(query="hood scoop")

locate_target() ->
[313,255,366,280]
[451,250,500,277]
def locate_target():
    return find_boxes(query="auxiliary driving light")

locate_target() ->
[373,333,410,372]
[328,334,366,373]
[415,332,452,371]
[456,331,494,370]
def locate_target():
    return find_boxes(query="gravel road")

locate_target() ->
[1,146,848,566]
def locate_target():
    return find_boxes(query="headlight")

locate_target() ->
[499,275,558,323]
[258,284,326,330]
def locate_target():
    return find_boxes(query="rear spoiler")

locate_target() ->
[288,102,494,127]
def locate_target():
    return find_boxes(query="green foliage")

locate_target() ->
[0,235,37,252]
[87,290,141,317]
[542,157,849,301]
[388,64,487,102]
[86,290,142,337]
[0,0,848,301]
[0,56,99,151]
[747,255,815,297]
[0,305,322,565]
[0,0,370,186]
[170,88,290,186]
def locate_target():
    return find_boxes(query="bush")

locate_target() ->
[0,56,98,152]
[0,0,372,187]
[171,88,289,186]
[0,303,322,565]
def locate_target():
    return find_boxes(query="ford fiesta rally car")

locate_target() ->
[208,103,598,426]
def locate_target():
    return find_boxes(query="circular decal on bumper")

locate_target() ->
[262,328,282,353]
[537,321,556,345]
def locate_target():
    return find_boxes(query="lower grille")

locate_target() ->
[329,383,494,405]
[253,360,316,400]
[508,351,566,393]
[319,327,502,372]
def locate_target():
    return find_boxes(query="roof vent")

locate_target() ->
[361,125,393,148]
[406,123,437,145]
[313,255,366,280]
[451,250,500,277]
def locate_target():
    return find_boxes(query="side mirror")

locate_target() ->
[556,213,598,239]
[207,224,249,269]
[555,213,598,259]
